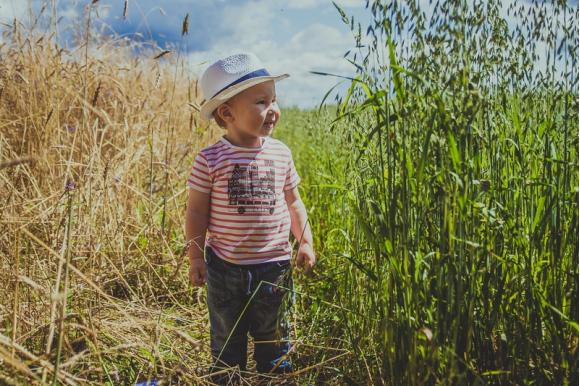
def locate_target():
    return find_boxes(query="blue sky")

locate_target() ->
[0,0,577,109]
[0,0,371,109]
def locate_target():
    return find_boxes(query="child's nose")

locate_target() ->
[269,104,280,115]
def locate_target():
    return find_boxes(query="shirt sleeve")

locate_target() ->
[187,153,212,193]
[284,153,301,191]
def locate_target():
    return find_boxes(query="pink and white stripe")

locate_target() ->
[187,136,300,264]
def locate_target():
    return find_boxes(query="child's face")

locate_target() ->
[220,80,280,138]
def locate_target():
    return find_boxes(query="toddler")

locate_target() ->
[185,52,315,382]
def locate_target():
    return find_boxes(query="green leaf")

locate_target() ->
[531,196,546,233]
[511,97,521,133]
[332,1,349,25]
[387,35,405,103]
[416,113,435,185]
[338,253,378,282]
[447,132,461,170]
[339,75,360,116]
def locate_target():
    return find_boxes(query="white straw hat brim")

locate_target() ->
[200,74,289,121]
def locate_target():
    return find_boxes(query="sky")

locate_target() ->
[0,0,577,109]
[0,0,372,109]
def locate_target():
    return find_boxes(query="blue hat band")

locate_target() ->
[211,68,271,98]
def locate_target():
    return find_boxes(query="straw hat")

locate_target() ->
[199,52,290,121]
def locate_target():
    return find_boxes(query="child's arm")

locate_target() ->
[185,188,210,286]
[284,186,316,271]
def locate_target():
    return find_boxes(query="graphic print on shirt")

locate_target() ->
[227,160,276,215]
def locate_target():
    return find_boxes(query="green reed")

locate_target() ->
[278,0,578,384]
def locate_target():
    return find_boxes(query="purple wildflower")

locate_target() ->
[65,125,77,133]
[65,179,76,191]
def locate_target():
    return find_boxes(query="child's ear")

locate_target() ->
[212,109,226,128]
[215,103,234,124]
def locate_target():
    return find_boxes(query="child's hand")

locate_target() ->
[189,258,207,286]
[295,243,316,273]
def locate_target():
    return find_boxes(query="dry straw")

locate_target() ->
[0,3,221,384]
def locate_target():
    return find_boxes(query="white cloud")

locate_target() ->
[288,23,346,51]
[58,6,79,20]
[0,1,28,24]
[286,0,364,9]
[184,0,279,58]
[271,35,357,108]
[186,1,359,108]
[219,1,277,48]
[286,0,320,9]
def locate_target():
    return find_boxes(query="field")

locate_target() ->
[0,0,578,385]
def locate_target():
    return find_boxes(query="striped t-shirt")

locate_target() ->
[187,135,300,265]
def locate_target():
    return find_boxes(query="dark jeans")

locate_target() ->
[205,247,293,381]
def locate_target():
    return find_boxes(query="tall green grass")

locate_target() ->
[277,0,578,384]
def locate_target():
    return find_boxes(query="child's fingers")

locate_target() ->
[303,259,314,274]
[189,271,198,286]
[304,254,316,272]
[197,270,207,286]
[189,266,207,286]
[294,253,305,269]
[295,253,315,275]
[193,275,205,286]
[198,269,207,285]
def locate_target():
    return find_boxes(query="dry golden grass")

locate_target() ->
[0,17,236,385]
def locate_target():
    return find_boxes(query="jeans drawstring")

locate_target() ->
[246,270,253,296]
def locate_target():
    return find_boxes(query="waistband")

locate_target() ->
[205,246,290,269]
